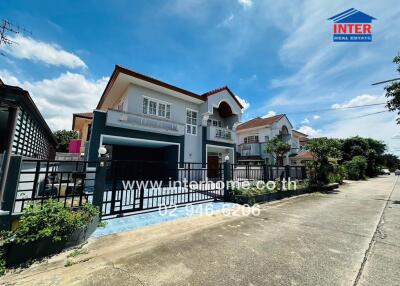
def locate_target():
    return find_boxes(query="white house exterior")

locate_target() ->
[75,65,243,177]
[236,115,308,165]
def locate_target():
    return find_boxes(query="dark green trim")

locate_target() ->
[88,111,185,163]
[0,155,22,230]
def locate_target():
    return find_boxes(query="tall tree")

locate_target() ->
[265,137,291,165]
[382,153,400,171]
[385,55,400,124]
[341,137,386,177]
[305,138,342,185]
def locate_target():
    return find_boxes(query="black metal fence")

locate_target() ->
[231,164,306,183]
[11,159,307,217]
[101,161,224,217]
[13,159,96,213]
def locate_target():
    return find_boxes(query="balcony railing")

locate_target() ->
[106,109,185,136]
[207,126,236,143]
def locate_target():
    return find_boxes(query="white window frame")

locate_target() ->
[186,108,198,136]
[142,96,171,119]
[244,135,259,144]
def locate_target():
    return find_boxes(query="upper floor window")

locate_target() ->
[143,97,171,119]
[244,135,259,144]
[213,120,222,127]
[207,119,222,127]
[186,109,197,135]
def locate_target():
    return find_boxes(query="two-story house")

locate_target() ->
[73,65,243,177]
[236,115,308,165]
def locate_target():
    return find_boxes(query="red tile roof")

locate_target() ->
[202,86,244,109]
[293,151,314,160]
[73,112,93,119]
[236,114,285,131]
[292,130,309,137]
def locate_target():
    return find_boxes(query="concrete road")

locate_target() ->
[2,175,399,286]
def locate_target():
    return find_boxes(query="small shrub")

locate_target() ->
[344,156,367,180]
[98,221,108,228]
[8,200,99,245]
[328,164,346,184]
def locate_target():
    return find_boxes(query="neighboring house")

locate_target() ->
[75,65,243,177]
[0,81,57,205]
[291,130,309,152]
[290,151,314,166]
[72,112,93,155]
[236,115,306,165]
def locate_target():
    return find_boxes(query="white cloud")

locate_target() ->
[0,70,108,130]
[331,94,385,109]
[235,95,250,112]
[218,14,235,27]
[297,125,321,137]
[313,115,320,120]
[320,93,399,155]
[261,110,276,118]
[238,0,253,9]
[0,34,87,69]
[301,118,310,124]
[239,74,258,85]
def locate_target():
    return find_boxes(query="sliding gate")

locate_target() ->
[101,160,224,217]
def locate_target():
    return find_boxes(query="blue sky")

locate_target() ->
[0,0,399,154]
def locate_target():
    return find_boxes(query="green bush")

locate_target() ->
[8,200,99,244]
[344,156,367,180]
[328,164,346,184]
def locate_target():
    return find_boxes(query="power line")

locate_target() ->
[335,110,390,122]
[284,102,387,116]
[372,78,400,85]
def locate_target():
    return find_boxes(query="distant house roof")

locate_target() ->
[293,151,314,160]
[292,130,309,137]
[236,114,285,131]
[73,112,93,119]
[328,8,376,23]
[97,65,243,109]
[72,112,93,130]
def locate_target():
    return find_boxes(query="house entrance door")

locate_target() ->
[207,155,220,179]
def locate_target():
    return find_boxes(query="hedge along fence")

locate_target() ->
[228,182,339,206]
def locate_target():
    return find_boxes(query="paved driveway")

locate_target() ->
[2,175,399,286]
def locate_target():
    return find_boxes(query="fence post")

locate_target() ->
[223,161,231,201]
[92,159,107,217]
[285,165,290,181]
[301,166,306,180]
[263,164,268,182]
[0,155,22,230]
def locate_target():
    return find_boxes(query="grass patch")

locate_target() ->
[67,248,89,258]
[98,221,107,228]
